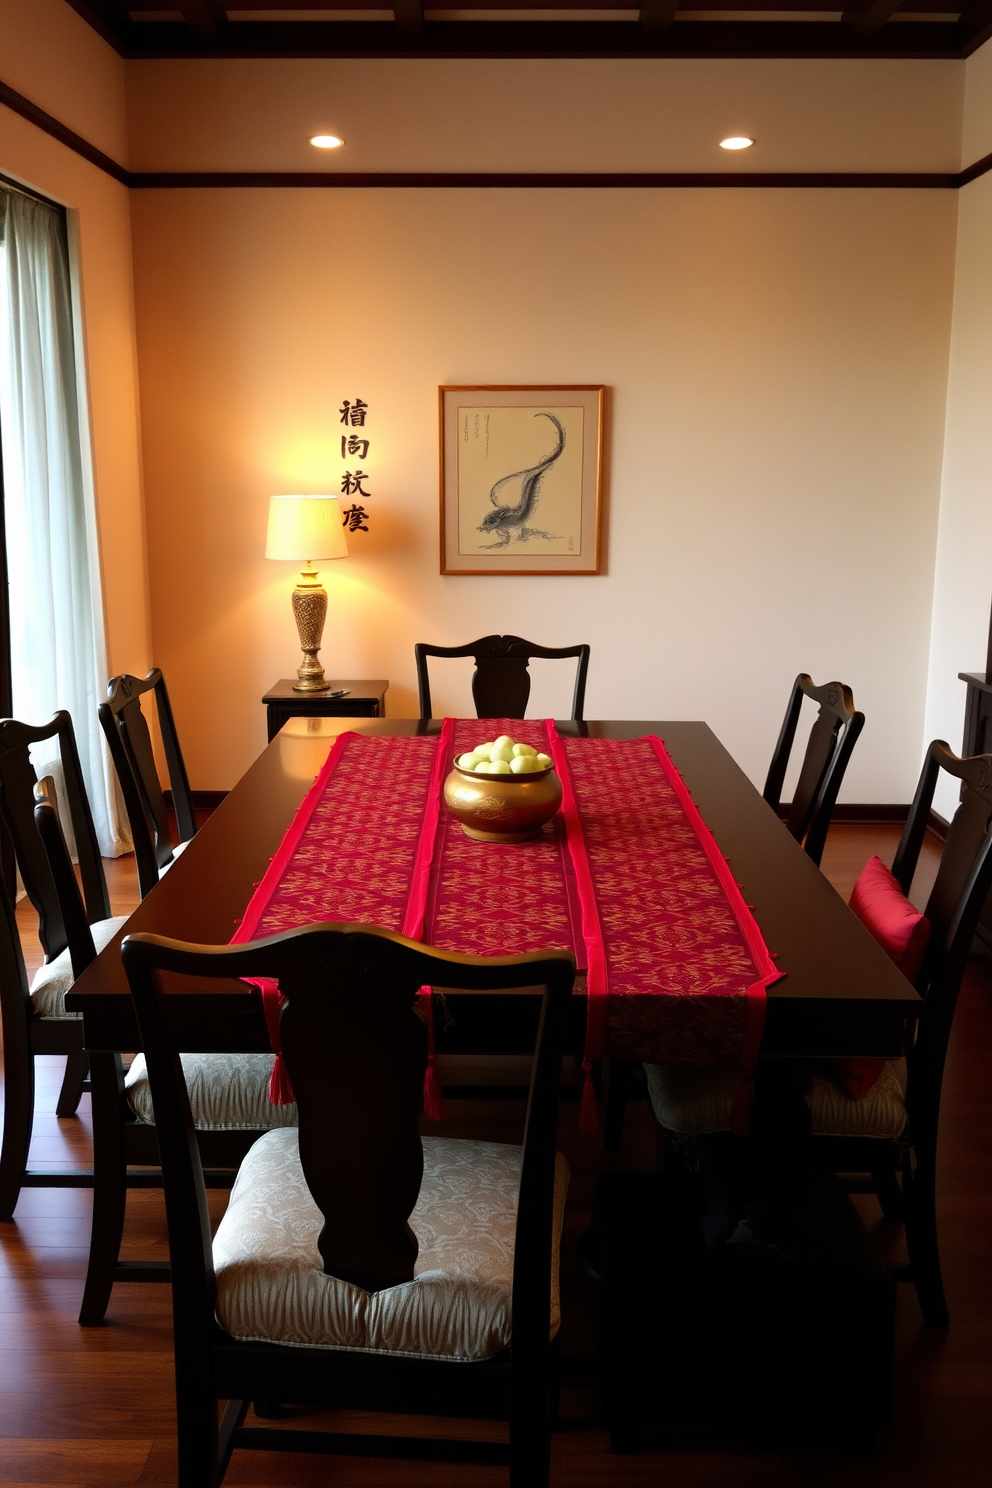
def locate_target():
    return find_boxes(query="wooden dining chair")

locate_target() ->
[763,674,865,866]
[121,922,574,1488]
[645,740,992,1328]
[32,790,298,1326]
[0,712,129,1221]
[98,669,197,899]
[415,635,590,721]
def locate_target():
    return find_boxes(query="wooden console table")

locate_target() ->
[262,679,388,742]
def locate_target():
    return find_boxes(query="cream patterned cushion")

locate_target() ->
[645,1059,907,1141]
[808,1060,907,1140]
[125,1053,298,1131]
[212,1130,569,1361]
[30,916,130,1018]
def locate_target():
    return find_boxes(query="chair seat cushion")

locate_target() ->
[30,916,129,1018]
[212,1130,569,1361]
[125,1053,298,1131]
[645,1059,907,1141]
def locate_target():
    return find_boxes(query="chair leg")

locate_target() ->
[56,1052,89,1118]
[177,1387,225,1488]
[78,1052,128,1326]
[872,1164,904,1223]
[510,1353,552,1488]
[904,1146,949,1329]
[548,1335,561,1432]
[0,1039,34,1222]
[603,1059,633,1153]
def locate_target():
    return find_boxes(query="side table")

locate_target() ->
[262,679,389,743]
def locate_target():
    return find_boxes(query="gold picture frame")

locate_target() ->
[439,385,605,575]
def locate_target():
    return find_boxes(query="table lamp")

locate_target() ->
[265,494,348,692]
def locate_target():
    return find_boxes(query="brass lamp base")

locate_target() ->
[291,567,332,692]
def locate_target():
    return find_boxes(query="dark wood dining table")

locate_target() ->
[66,717,921,1061]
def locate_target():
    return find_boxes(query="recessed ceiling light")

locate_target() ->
[720,136,754,151]
[310,134,344,149]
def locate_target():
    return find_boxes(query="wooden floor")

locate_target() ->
[1,823,990,1486]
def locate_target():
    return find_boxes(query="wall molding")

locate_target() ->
[126,169,964,190]
[0,80,130,185]
[4,76,992,193]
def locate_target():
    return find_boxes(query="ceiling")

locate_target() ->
[65,1,992,62]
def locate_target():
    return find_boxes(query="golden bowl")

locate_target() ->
[443,759,563,843]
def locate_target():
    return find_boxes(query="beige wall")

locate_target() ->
[131,181,956,794]
[0,0,150,682]
[0,0,129,165]
[925,39,992,819]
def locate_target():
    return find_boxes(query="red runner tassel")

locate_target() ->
[422,1050,445,1123]
[579,1062,599,1134]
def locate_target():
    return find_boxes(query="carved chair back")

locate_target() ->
[763,674,865,866]
[891,743,992,1145]
[0,712,110,961]
[415,635,590,721]
[98,669,196,899]
[121,923,574,1380]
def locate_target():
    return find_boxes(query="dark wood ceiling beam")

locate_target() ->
[958,0,992,52]
[640,1,680,40]
[394,1,425,41]
[60,15,968,61]
[842,0,905,38]
[63,1,136,53]
[175,1,229,36]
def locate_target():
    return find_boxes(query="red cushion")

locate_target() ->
[833,855,931,1100]
[849,854,931,980]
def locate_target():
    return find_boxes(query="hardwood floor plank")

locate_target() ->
[0,1438,152,1485]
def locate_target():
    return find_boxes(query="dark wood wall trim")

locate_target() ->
[4,74,992,194]
[957,147,992,187]
[128,169,961,190]
[0,80,130,186]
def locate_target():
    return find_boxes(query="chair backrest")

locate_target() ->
[33,791,98,980]
[0,847,35,1075]
[121,924,574,1356]
[98,669,195,899]
[415,635,590,721]
[888,742,992,1141]
[0,712,110,962]
[762,674,865,866]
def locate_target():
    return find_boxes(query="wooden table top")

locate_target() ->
[67,717,921,1057]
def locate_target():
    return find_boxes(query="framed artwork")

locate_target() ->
[439,385,605,575]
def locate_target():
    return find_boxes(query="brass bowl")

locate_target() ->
[443,759,563,843]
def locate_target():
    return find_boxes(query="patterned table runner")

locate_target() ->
[233,720,781,1126]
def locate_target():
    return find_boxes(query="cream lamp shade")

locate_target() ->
[265,495,348,692]
[265,494,349,562]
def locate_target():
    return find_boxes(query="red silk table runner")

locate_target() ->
[232,719,781,1126]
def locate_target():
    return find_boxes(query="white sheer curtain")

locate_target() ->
[0,183,127,856]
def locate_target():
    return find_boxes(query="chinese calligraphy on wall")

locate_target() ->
[339,397,371,533]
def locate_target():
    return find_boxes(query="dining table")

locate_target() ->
[67,716,921,1073]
